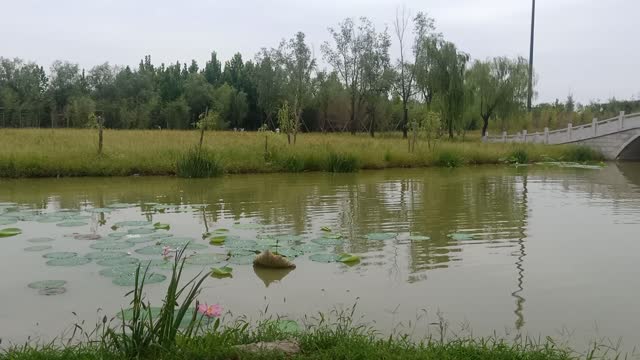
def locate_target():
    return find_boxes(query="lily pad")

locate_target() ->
[34,216,66,223]
[228,255,256,265]
[74,233,102,241]
[113,272,166,286]
[272,319,300,334]
[321,226,332,232]
[125,236,156,244]
[28,280,67,289]
[338,253,361,263]
[153,222,170,230]
[90,241,134,250]
[56,221,88,227]
[149,232,174,239]
[140,259,174,269]
[209,235,227,245]
[213,228,229,233]
[225,239,258,250]
[448,233,474,241]
[46,257,92,266]
[99,265,140,278]
[128,227,156,235]
[158,237,198,246]
[38,287,67,296]
[0,227,22,237]
[408,235,431,241]
[311,237,344,246]
[67,215,92,221]
[135,243,208,255]
[117,307,162,321]
[296,243,327,254]
[114,220,152,227]
[274,235,305,243]
[232,223,262,230]
[228,249,257,257]
[365,232,397,241]
[309,253,340,263]
[135,245,167,255]
[322,234,343,239]
[24,245,53,252]
[97,257,140,267]
[0,218,17,226]
[211,266,233,277]
[273,248,303,258]
[27,237,54,243]
[185,253,227,266]
[85,251,129,260]
[43,251,77,259]
[108,232,128,239]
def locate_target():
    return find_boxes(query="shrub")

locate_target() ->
[277,153,306,172]
[326,152,359,173]
[176,149,223,178]
[435,150,463,168]
[507,148,529,164]
[563,145,602,162]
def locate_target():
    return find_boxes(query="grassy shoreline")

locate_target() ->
[0,330,578,360]
[0,129,603,178]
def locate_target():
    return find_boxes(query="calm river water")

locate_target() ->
[1,164,639,354]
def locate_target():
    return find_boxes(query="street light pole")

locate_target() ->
[527,0,536,112]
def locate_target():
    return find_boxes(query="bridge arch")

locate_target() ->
[617,134,640,160]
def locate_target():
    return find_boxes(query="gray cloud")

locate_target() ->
[1,0,638,104]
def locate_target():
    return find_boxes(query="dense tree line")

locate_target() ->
[1,11,635,137]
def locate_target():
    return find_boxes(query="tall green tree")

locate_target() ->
[360,22,392,137]
[277,31,316,143]
[322,17,367,134]
[202,52,222,86]
[466,56,529,136]
[429,41,468,138]
[255,50,285,128]
[394,10,438,138]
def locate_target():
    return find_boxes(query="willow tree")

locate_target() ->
[429,40,468,138]
[466,57,529,136]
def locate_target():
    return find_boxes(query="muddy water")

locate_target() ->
[1,164,639,353]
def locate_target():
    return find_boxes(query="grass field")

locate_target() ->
[0,129,603,177]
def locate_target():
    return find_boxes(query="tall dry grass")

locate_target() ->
[0,129,603,177]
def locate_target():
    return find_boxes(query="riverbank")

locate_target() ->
[1,325,576,360]
[0,129,603,177]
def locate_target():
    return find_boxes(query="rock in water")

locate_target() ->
[253,250,296,269]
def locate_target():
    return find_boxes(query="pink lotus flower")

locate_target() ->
[162,246,173,258]
[197,303,222,318]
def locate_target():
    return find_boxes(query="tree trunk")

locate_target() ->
[98,120,104,155]
[448,116,454,139]
[287,133,291,145]
[369,110,375,138]
[402,106,408,138]
[481,116,489,137]
[349,94,357,135]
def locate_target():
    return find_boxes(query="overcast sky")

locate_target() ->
[2,0,638,104]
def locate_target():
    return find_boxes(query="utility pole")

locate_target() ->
[527,0,536,112]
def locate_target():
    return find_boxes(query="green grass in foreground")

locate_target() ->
[0,129,603,177]
[0,333,577,360]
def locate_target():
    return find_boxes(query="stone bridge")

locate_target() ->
[484,111,640,160]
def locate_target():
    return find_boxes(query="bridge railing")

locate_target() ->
[484,111,640,145]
